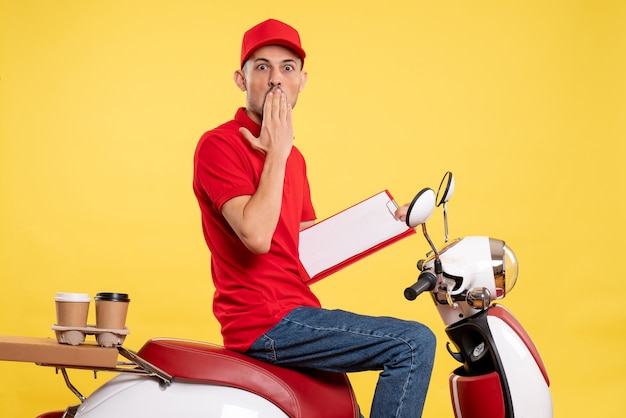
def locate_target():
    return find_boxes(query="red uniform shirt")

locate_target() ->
[193,108,321,351]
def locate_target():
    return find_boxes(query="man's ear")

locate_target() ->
[233,70,246,91]
[299,70,308,93]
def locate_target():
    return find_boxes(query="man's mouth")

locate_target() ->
[263,86,283,104]
[268,86,282,94]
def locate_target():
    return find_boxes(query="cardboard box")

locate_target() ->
[0,335,118,368]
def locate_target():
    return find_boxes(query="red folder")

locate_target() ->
[299,190,415,284]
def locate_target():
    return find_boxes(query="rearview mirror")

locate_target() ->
[405,188,436,228]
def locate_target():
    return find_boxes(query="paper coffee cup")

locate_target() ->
[95,292,130,330]
[55,292,90,328]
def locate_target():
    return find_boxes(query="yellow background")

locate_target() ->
[1,1,624,417]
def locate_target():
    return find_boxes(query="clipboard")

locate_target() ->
[299,190,415,284]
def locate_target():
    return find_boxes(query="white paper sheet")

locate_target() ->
[299,191,412,281]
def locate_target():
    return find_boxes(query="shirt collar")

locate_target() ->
[235,108,261,138]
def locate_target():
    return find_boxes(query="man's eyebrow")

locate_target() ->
[253,57,298,65]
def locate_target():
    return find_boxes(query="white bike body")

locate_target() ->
[76,374,288,418]
[50,338,358,418]
[418,236,553,418]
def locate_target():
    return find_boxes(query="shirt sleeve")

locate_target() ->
[194,130,257,213]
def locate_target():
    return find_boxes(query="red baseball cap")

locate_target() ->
[240,19,306,68]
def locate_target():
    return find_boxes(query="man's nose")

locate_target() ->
[269,69,281,87]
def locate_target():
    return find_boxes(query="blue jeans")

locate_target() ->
[245,307,436,418]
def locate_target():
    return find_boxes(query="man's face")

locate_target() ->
[235,45,307,124]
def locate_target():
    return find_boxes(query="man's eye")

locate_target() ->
[257,64,268,70]
[284,65,294,71]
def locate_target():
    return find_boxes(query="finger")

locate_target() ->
[270,89,289,124]
[285,101,293,126]
[263,91,275,122]
[271,88,282,121]
[394,205,408,219]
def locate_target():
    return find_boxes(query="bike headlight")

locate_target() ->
[490,239,518,299]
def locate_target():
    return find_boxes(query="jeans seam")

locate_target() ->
[259,334,277,362]
[283,315,419,345]
[397,337,417,417]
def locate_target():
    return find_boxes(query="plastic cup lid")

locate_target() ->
[55,292,91,302]
[95,292,130,302]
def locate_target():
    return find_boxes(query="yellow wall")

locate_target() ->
[1,1,624,416]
